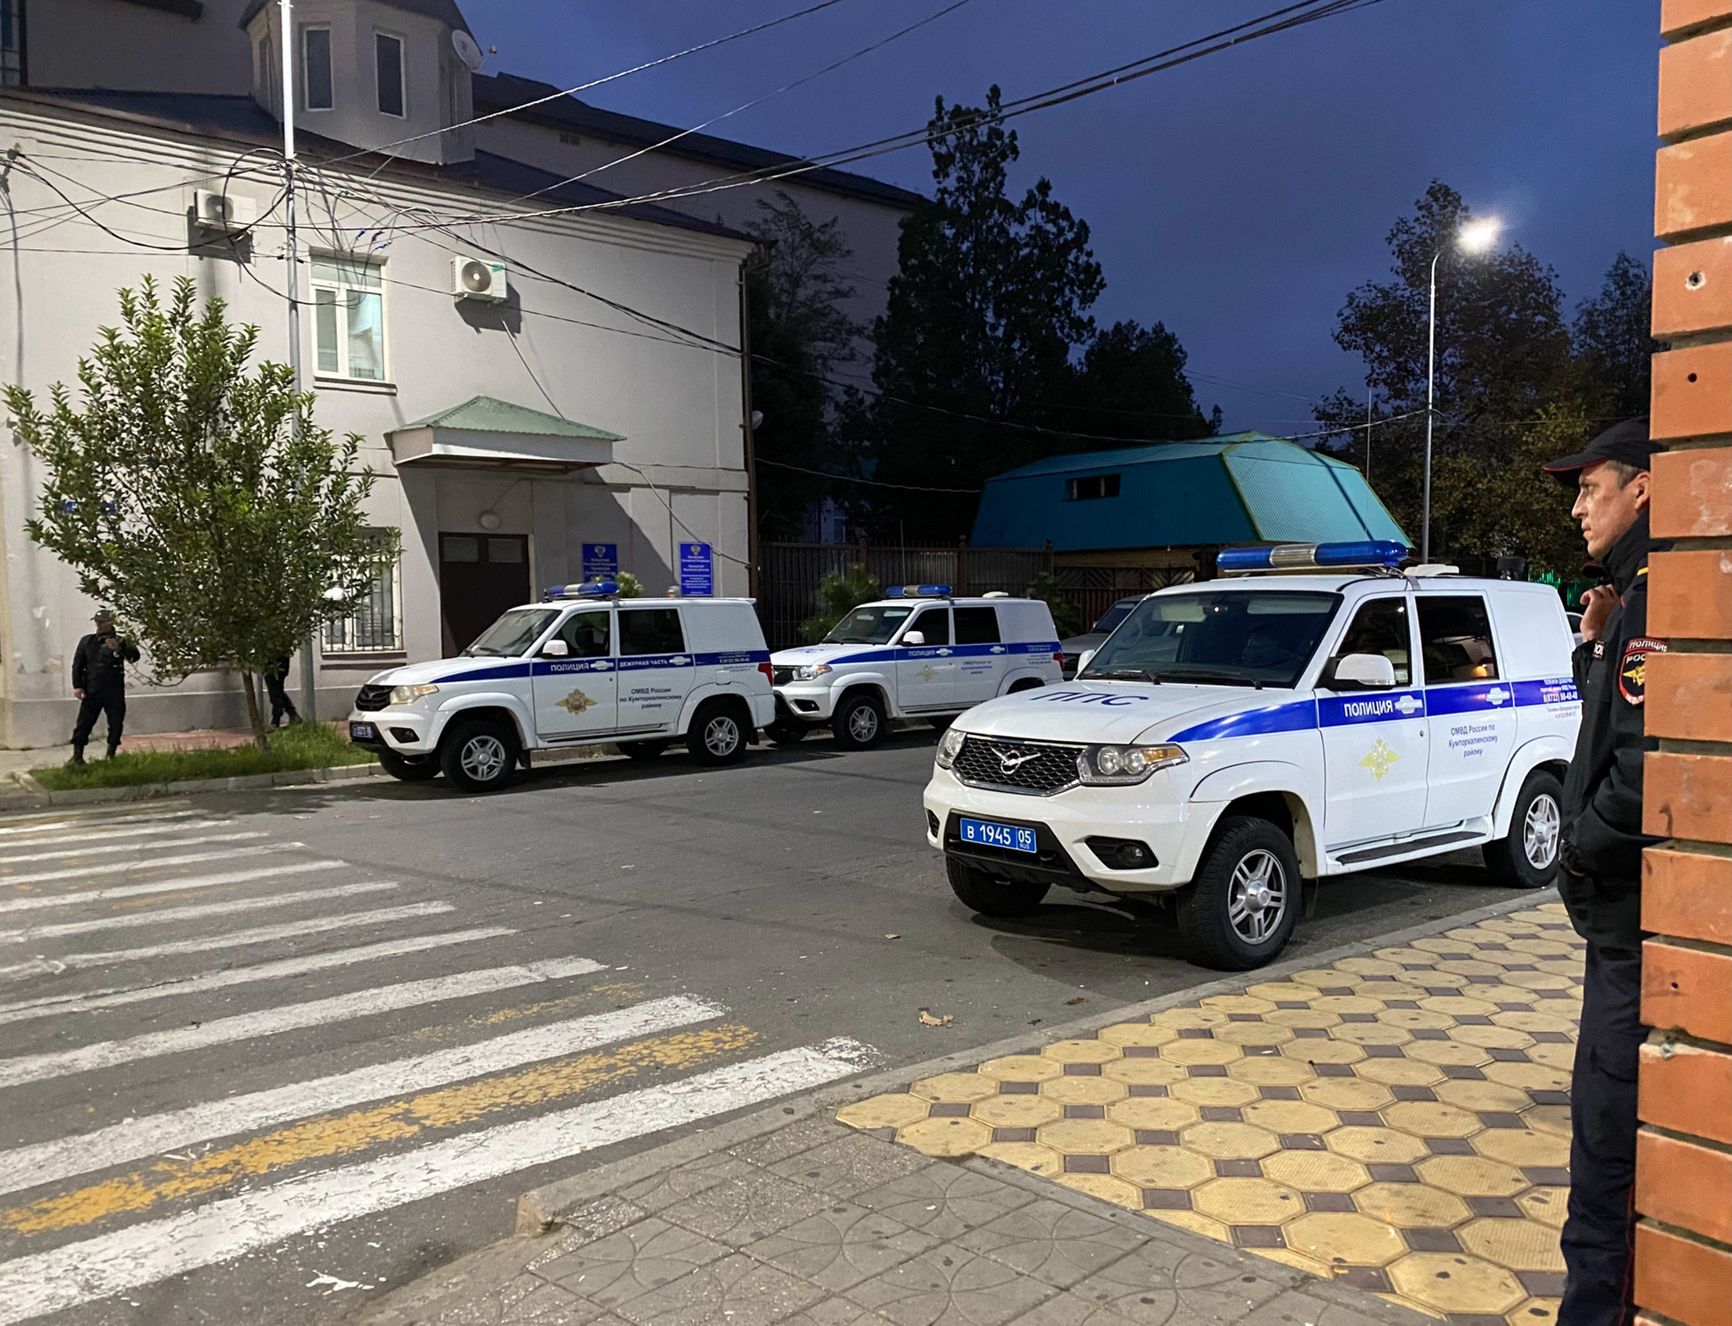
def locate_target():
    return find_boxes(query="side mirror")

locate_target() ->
[542,639,570,658]
[1328,652,1396,690]
[1076,649,1097,676]
[902,630,926,647]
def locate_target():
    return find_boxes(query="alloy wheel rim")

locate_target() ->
[705,716,740,756]
[849,706,879,742]
[1524,794,1561,869]
[461,735,507,782]
[1227,848,1287,944]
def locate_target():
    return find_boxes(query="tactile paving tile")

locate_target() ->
[837,904,1584,1325]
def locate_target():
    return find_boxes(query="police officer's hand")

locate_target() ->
[74,689,84,700]
[1579,585,1618,643]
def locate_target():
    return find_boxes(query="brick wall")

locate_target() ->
[1637,4,1732,1323]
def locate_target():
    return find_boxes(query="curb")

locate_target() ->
[515,885,1563,1230]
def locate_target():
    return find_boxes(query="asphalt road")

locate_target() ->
[0,728,1520,1325]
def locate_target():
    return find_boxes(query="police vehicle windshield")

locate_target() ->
[824,604,915,646]
[1082,591,1339,689]
[463,607,561,657]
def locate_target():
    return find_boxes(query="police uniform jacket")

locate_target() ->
[71,631,140,695]
[1558,511,1665,952]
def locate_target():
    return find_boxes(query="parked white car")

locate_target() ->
[922,542,1582,969]
[769,589,1063,749]
[347,585,776,792]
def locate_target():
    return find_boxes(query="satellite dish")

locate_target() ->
[452,29,484,72]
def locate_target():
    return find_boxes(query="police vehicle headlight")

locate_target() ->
[1077,743,1186,785]
[388,684,440,706]
[935,726,967,770]
[794,664,831,681]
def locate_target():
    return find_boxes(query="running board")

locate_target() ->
[1333,830,1483,866]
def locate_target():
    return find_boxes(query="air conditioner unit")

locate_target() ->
[453,256,508,303]
[192,189,258,233]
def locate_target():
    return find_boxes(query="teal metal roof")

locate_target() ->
[400,395,625,442]
[971,433,1408,552]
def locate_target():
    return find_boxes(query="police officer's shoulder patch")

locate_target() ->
[1619,636,1666,706]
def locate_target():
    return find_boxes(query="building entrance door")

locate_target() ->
[440,533,531,656]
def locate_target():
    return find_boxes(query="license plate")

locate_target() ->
[959,817,1037,854]
[349,722,376,741]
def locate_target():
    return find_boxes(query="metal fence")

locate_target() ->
[758,542,1055,646]
[1053,565,1197,632]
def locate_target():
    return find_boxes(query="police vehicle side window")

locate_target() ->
[1337,598,1412,685]
[954,607,1000,645]
[908,608,950,645]
[1416,596,1500,682]
[558,610,611,659]
[619,608,686,656]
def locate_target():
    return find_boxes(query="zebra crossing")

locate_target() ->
[0,798,877,1323]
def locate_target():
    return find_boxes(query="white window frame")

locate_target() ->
[324,530,403,655]
[374,30,406,118]
[310,253,388,384]
[301,24,333,112]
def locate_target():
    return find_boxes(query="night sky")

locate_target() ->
[465,1,1657,437]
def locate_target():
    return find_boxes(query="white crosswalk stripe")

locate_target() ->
[0,801,877,1324]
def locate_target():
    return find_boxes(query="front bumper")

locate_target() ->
[346,707,437,755]
[772,681,838,723]
[923,766,1203,895]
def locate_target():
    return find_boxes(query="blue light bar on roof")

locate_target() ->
[885,584,953,598]
[1217,541,1409,575]
[545,580,619,600]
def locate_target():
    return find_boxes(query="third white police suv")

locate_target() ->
[923,542,1582,970]
[347,583,775,793]
[769,588,1064,749]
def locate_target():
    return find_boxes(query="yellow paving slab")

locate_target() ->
[839,904,1584,1326]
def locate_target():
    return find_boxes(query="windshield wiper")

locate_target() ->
[1153,668,1262,689]
[1089,667,1161,683]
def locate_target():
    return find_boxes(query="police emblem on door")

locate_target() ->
[1359,737,1401,782]
[557,689,596,715]
[917,664,940,683]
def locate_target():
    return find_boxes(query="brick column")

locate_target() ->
[1636,4,1732,1324]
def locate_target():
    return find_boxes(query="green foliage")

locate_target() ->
[5,278,394,742]
[798,563,881,643]
[1063,320,1219,442]
[1024,572,1083,638]
[1574,251,1657,420]
[615,571,644,599]
[33,722,373,790]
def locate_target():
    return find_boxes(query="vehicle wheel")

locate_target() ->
[378,749,437,782]
[619,740,668,761]
[439,719,519,793]
[688,700,748,765]
[833,692,886,750]
[1177,816,1301,970]
[1483,769,1563,888]
[765,717,807,746]
[1008,678,1044,694]
[945,855,1050,917]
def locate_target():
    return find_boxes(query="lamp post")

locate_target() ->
[1421,217,1501,563]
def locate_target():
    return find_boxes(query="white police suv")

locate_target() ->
[923,542,1581,970]
[769,588,1063,750]
[347,582,775,793]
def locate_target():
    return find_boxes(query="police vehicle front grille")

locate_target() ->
[354,685,391,712]
[772,666,795,686]
[954,736,1083,796]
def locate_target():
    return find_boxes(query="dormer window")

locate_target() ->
[302,26,332,111]
[374,31,404,117]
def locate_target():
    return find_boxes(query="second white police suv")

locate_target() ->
[769,588,1064,749]
[346,582,775,793]
[924,541,1583,970]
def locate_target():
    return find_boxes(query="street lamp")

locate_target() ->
[1421,217,1502,563]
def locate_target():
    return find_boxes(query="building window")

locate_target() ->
[1065,474,1121,501]
[1,0,24,87]
[325,531,401,653]
[302,26,332,110]
[375,32,405,117]
[311,255,385,382]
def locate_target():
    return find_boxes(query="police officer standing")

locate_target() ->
[69,608,140,765]
[1541,419,1666,1326]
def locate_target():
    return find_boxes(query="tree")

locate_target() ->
[856,86,1105,539]
[5,277,393,746]
[1061,319,1219,443]
[744,192,865,540]
[1574,251,1657,420]
[799,563,881,643]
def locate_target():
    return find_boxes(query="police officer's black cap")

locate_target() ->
[91,608,114,623]
[1542,418,1664,486]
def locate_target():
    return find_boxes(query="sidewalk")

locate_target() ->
[353,897,1579,1326]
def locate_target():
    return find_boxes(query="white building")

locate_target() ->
[0,0,918,747]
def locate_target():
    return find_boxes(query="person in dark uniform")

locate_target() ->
[1541,418,1667,1326]
[69,608,141,764]
[264,654,300,728]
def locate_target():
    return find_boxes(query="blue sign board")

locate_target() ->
[678,542,714,597]
[581,542,618,580]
